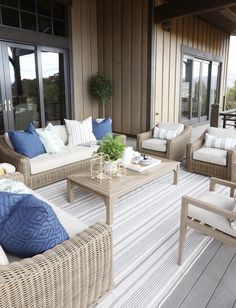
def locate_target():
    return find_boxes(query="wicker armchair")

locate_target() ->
[0,223,113,308]
[186,129,236,181]
[137,124,192,161]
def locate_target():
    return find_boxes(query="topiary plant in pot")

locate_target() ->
[90,72,113,117]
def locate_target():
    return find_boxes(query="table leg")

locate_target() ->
[104,196,115,226]
[223,116,226,128]
[67,179,74,203]
[173,164,179,185]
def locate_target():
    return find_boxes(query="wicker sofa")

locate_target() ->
[0,173,113,308]
[0,125,126,189]
[186,127,236,181]
[137,123,192,161]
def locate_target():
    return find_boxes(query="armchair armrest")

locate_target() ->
[210,177,236,197]
[136,129,154,151]
[0,223,113,308]
[182,195,236,221]
[167,125,192,160]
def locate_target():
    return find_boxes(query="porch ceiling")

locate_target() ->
[155,0,236,35]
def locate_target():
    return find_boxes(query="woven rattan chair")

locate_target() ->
[0,174,113,307]
[178,177,236,265]
[137,124,192,161]
[186,128,236,181]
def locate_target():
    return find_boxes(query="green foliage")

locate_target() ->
[90,72,112,105]
[226,80,236,109]
[97,134,125,161]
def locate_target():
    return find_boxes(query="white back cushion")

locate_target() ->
[153,127,178,140]
[65,117,97,146]
[158,122,184,135]
[207,127,236,139]
[0,245,9,266]
[54,125,68,145]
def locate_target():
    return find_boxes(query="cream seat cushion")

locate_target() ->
[193,147,227,166]
[30,145,99,174]
[188,191,236,237]
[142,138,167,152]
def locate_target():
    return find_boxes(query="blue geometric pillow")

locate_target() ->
[92,117,112,140]
[0,192,69,257]
[8,123,45,158]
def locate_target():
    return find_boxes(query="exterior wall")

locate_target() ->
[97,0,149,135]
[151,1,230,126]
[71,0,99,120]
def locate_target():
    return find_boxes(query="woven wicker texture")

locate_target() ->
[0,135,126,189]
[136,125,192,161]
[186,131,236,181]
[0,172,24,182]
[0,223,113,308]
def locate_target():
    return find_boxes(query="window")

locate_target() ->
[0,0,67,37]
[181,51,221,124]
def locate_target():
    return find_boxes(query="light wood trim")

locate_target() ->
[210,177,236,197]
[182,195,236,221]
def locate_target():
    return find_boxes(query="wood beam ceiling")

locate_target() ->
[155,0,236,23]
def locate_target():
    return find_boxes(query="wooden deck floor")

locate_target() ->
[161,240,236,308]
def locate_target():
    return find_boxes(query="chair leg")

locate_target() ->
[178,221,187,265]
[178,199,188,265]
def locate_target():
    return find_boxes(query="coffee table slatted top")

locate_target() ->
[67,158,180,225]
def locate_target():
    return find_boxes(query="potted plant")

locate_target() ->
[97,134,125,175]
[90,72,113,117]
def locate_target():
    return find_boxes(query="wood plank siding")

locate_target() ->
[152,0,230,126]
[97,0,150,135]
[71,0,99,120]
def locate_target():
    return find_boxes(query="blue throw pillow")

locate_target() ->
[0,192,69,258]
[92,117,112,140]
[8,123,45,158]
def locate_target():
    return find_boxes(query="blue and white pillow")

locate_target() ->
[37,123,65,154]
[8,123,45,158]
[92,117,112,140]
[0,192,69,258]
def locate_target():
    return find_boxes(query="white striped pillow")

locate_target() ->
[65,117,97,146]
[204,133,236,150]
[153,127,178,140]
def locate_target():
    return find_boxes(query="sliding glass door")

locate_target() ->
[0,41,69,132]
[181,55,220,124]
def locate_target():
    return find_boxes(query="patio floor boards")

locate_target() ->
[161,241,236,308]
[36,167,236,307]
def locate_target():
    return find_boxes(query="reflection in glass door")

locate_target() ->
[41,51,65,125]
[0,42,69,133]
[6,45,40,130]
[181,55,220,124]
[192,60,201,120]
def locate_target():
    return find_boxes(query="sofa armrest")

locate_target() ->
[136,129,154,151]
[0,137,30,181]
[0,223,113,308]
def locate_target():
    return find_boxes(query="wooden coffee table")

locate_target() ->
[67,158,180,225]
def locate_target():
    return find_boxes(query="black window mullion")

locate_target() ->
[36,46,46,127]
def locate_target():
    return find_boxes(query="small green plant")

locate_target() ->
[90,72,113,117]
[97,134,125,161]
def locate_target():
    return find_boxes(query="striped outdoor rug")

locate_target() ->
[36,168,224,308]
